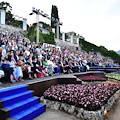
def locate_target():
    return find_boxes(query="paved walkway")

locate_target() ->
[34,96,120,120]
[105,96,120,120]
[34,108,80,120]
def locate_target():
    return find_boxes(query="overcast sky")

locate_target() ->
[4,0,120,51]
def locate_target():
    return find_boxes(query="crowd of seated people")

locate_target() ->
[0,29,119,84]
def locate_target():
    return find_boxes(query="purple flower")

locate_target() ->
[78,75,107,81]
[43,83,120,111]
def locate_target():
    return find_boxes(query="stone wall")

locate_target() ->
[40,90,120,120]
[0,24,24,34]
[82,81,106,84]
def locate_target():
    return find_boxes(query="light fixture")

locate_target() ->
[104,108,107,115]
[29,13,33,15]
[29,7,63,42]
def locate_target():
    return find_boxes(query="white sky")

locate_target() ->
[4,0,120,51]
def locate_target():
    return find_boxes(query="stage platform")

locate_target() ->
[0,71,105,97]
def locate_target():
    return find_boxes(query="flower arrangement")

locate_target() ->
[78,75,107,82]
[105,73,120,80]
[43,84,120,111]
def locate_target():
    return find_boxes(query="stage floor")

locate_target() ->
[0,71,105,90]
[0,73,75,89]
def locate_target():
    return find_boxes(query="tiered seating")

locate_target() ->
[0,85,45,120]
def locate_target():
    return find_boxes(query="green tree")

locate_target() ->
[0,1,12,11]
[51,5,59,28]
[79,37,120,62]
[0,1,25,28]
[27,25,36,42]
[51,5,60,38]
[27,24,55,44]
[42,32,55,44]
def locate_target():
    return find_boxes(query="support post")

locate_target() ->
[23,18,27,31]
[36,14,39,43]
[77,37,79,45]
[56,22,59,40]
[0,9,5,25]
[70,34,73,44]
[62,32,65,41]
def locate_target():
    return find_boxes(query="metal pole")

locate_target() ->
[36,14,39,43]
[30,8,62,42]
[57,22,59,40]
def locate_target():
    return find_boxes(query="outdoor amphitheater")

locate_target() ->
[0,2,120,120]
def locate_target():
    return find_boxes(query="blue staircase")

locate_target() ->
[0,85,45,120]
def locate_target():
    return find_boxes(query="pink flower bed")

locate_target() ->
[78,75,107,81]
[43,84,120,111]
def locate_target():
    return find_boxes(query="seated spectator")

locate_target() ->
[36,56,49,77]
[1,45,6,58]
[52,59,60,75]
[32,56,42,78]
[57,58,64,73]
[0,55,5,84]
[37,56,43,68]
[17,56,33,79]
[42,57,49,73]
[98,60,103,67]
[25,48,30,57]
[72,60,79,72]
[47,57,53,75]
[14,51,19,62]
[2,57,18,83]
[68,59,74,73]
[7,54,24,82]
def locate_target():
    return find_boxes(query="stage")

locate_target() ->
[0,71,106,97]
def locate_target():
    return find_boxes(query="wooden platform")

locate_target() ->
[0,71,105,97]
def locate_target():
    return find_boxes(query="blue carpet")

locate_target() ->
[0,85,45,120]
[11,104,45,120]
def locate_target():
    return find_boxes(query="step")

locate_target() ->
[0,91,33,107]
[5,97,39,116]
[0,85,28,98]
[11,104,45,120]
[76,78,82,84]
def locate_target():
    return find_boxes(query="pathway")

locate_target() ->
[34,108,80,120]
[105,96,120,120]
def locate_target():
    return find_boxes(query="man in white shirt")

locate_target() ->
[25,48,30,57]
[2,45,6,58]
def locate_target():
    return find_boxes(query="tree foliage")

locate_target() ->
[27,25,36,42]
[42,32,55,44]
[0,1,12,12]
[51,5,60,38]
[51,5,59,28]
[27,24,55,44]
[0,1,25,28]
[79,37,120,62]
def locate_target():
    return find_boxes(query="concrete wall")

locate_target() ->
[55,38,79,47]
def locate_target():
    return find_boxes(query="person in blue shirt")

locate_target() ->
[0,55,5,84]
